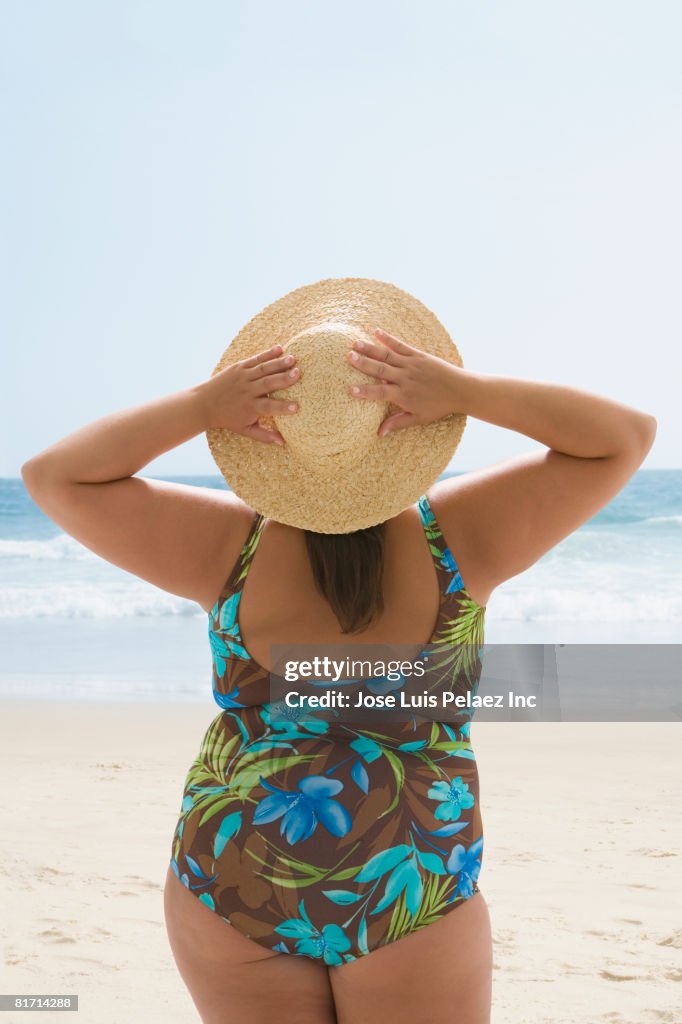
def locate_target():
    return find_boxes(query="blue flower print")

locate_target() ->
[418,494,435,526]
[440,548,464,593]
[427,776,475,821]
[446,836,483,899]
[354,844,426,917]
[211,683,245,710]
[253,775,352,845]
[417,495,463,592]
[349,736,383,763]
[275,900,353,966]
[348,735,384,792]
[372,855,423,916]
[259,701,329,737]
[209,592,250,674]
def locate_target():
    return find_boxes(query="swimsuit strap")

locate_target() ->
[417,492,465,596]
[222,509,267,597]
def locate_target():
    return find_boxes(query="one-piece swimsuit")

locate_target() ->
[169,493,486,966]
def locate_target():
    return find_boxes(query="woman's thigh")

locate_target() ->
[163,866,337,1024]
[328,892,492,1024]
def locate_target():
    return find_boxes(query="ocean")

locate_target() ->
[1,471,680,703]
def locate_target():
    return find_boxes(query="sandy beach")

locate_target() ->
[1,700,679,1024]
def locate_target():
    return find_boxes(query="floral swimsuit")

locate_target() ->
[169,493,486,966]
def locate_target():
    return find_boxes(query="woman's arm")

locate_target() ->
[347,329,657,606]
[20,345,300,609]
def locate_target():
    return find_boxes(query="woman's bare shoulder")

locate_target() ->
[178,486,257,612]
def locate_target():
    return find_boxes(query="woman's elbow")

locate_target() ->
[626,412,657,461]
[21,458,39,483]
[21,455,58,494]
[639,412,657,447]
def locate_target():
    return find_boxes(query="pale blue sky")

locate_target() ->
[2,1,680,475]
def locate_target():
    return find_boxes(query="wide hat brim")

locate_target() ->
[206,277,466,533]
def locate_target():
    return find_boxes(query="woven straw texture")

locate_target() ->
[206,277,466,533]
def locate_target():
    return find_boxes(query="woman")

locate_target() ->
[21,278,656,1024]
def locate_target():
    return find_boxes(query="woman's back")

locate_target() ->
[207,491,485,707]
[218,489,485,673]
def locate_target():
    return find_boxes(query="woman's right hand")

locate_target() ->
[196,345,301,444]
[347,328,467,436]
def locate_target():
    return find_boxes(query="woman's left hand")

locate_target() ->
[347,328,466,436]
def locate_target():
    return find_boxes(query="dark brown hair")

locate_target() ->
[303,524,387,634]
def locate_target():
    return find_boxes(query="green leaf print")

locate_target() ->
[233,517,266,587]
[246,833,364,889]
[196,721,242,785]
[431,598,485,682]
[378,747,406,817]
[198,796,236,827]
[230,754,318,799]
[386,873,457,942]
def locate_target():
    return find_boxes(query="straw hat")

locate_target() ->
[206,277,465,533]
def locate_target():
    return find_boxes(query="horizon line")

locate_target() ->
[2,466,680,481]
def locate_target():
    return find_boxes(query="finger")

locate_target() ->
[241,345,284,369]
[255,396,299,416]
[351,337,404,366]
[244,352,296,380]
[378,411,420,437]
[242,423,285,446]
[252,366,301,395]
[349,381,398,402]
[373,328,417,358]
[347,348,401,382]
